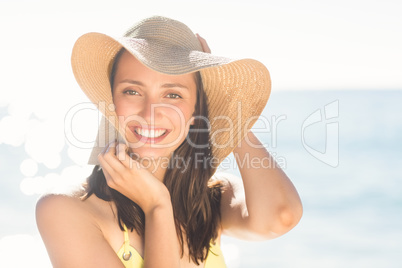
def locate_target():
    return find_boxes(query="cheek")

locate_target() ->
[114,100,140,130]
[114,99,138,117]
[164,104,193,123]
[113,97,122,115]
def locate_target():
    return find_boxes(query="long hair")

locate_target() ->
[82,49,222,264]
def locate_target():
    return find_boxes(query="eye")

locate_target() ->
[166,93,182,99]
[123,89,139,96]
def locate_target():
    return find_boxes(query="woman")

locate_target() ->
[36,16,302,268]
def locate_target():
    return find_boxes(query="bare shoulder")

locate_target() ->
[36,191,84,208]
[36,193,123,267]
[36,193,92,224]
[36,191,108,223]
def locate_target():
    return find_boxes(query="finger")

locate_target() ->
[105,141,116,155]
[117,143,143,171]
[98,154,126,191]
[97,153,115,181]
[196,33,211,53]
[101,141,126,173]
[98,141,116,160]
[99,140,111,155]
[116,143,131,164]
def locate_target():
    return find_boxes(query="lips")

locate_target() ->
[134,127,167,138]
[129,126,170,144]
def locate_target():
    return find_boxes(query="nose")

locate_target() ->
[137,97,163,125]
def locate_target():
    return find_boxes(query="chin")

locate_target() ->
[127,147,172,161]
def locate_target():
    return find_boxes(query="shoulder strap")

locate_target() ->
[122,224,132,261]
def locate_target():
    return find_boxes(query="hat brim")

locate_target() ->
[71,32,271,165]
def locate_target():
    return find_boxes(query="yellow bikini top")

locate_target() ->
[117,225,227,268]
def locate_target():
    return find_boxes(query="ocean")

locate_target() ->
[1,90,401,267]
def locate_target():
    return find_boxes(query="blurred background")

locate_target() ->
[1,0,401,267]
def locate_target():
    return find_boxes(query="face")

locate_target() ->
[112,50,197,160]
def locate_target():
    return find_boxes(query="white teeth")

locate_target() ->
[135,128,166,138]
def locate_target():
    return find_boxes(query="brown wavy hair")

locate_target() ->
[82,48,222,264]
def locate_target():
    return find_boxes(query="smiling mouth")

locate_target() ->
[129,126,170,144]
[134,127,167,138]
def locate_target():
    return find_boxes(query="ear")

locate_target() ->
[189,116,195,125]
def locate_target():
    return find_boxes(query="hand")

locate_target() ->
[97,142,170,214]
[196,33,211,53]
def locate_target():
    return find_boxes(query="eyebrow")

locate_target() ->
[119,79,145,86]
[161,83,189,90]
[119,79,189,90]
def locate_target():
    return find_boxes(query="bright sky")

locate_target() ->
[1,0,401,96]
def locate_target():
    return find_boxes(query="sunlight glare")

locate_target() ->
[0,116,32,146]
[19,158,39,177]
[24,120,65,167]
[0,234,51,268]
[19,165,91,196]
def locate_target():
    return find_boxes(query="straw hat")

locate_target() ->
[71,16,271,165]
